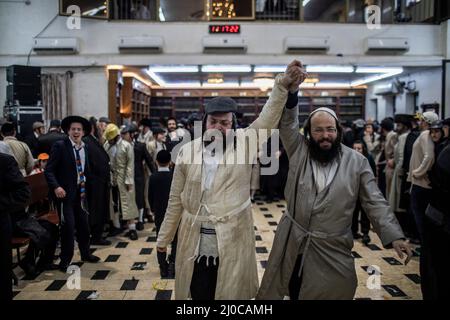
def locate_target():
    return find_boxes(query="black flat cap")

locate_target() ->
[50,119,61,128]
[205,97,238,115]
[152,127,165,135]
[140,118,152,128]
[394,114,414,126]
[430,120,443,129]
[98,117,111,124]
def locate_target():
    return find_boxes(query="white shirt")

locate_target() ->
[311,159,338,193]
[69,137,86,185]
[158,167,170,172]
[202,148,221,191]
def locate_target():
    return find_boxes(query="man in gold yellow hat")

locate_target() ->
[103,123,139,240]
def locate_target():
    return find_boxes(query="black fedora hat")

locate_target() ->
[61,116,91,135]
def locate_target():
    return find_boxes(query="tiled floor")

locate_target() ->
[12,199,422,300]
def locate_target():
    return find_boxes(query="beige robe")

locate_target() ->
[389,131,409,212]
[384,130,398,197]
[257,106,404,300]
[104,139,138,220]
[157,74,289,300]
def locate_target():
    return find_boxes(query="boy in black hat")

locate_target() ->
[149,149,175,278]
[45,116,100,272]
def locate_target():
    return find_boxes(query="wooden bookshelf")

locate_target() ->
[140,88,365,128]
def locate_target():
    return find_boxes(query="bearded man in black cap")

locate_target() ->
[156,61,303,300]
[45,116,100,272]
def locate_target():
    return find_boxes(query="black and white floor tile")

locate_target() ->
[12,198,422,300]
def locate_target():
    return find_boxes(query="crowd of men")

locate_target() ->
[1,60,449,301]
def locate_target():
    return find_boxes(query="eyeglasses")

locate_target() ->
[311,127,337,135]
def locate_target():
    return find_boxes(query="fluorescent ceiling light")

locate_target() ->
[203,82,240,88]
[201,65,252,73]
[145,69,166,86]
[315,82,351,88]
[254,65,285,73]
[149,65,199,73]
[351,67,403,87]
[122,72,153,87]
[355,67,403,74]
[158,7,166,21]
[164,82,202,88]
[306,65,354,73]
[303,0,311,6]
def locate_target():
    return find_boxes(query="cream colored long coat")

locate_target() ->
[104,138,139,220]
[157,75,289,300]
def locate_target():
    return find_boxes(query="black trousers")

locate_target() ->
[155,216,178,264]
[377,164,386,198]
[0,212,12,301]
[425,216,450,299]
[351,200,370,235]
[190,256,219,300]
[58,190,91,265]
[87,180,110,241]
[288,254,304,300]
[410,185,435,299]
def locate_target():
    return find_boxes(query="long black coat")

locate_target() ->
[134,141,154,210]
[0,153,30,301]
[25,134,39,158]
[83,135,111,226]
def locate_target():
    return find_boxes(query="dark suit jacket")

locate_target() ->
[37,131,67,156]
[0,153,31,215]
[148,170,173,218]
[83,135,110,182]
[45,139,91,202]
[134,141,155,178]
[25,134,39,158]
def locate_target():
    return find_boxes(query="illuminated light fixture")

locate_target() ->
[355,67,404,74]
[164,82,202,88]
[122,72,153,87]
[158,7,166,21]
[296,82,351,88]
[107,65,124,70]
[253,77,275,90]
[303,0,311,6]
[207,77,224,84]
[306,65,354,73]
[149,65,199,73]
[145,69,166,86]
[254,65,285,73]
[201,65,252,73]
[351,67,403,87]
[315,82,351,88]
[203,82,240,88]
[304,77,319,83]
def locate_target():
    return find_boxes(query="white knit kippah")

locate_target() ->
[309,107,338,120]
